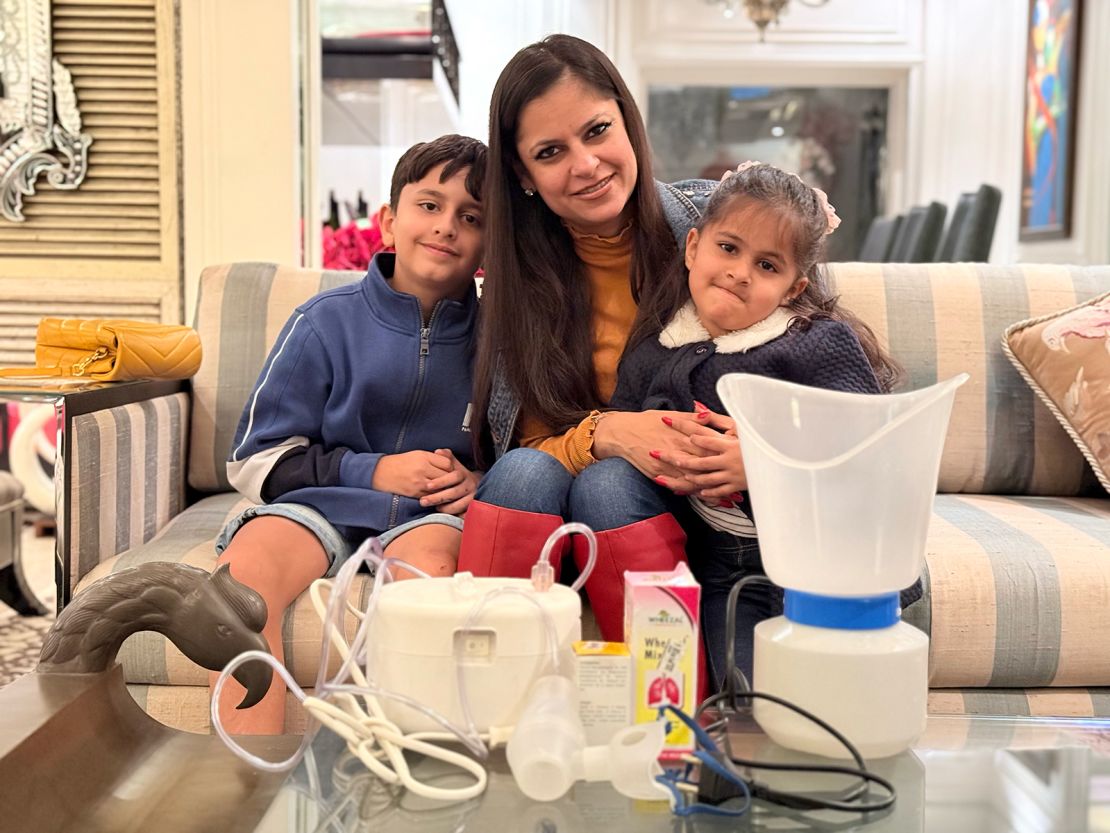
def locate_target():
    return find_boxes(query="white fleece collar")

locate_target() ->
[659,302,797,354]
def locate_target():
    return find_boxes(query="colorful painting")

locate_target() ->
[1020,0,1082,240]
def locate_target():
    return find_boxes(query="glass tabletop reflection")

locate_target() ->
[246,712,1110,833]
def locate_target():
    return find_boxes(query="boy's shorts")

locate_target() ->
[215,502,464,578]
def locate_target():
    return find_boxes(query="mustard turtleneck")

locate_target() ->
[517,223,637,474]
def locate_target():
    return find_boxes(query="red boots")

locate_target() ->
[458,505,706,698]
[458,503,688,643]
[456,500,566,579]
[572,513,688,643]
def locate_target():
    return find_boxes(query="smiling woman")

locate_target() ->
[453,34,722,653]
[514,77,639,238]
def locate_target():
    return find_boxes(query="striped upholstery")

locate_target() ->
[128,685,312,735]
[68,393,190,586]
[64,261,1110,733]
[187,263,363,493]
[124,684,1110,737]
[928,688,1110,719]
[828,263,1110,495]
[910,494,1110,688]
[74,493,375,690]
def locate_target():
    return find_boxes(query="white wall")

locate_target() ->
[180,0,305,318]
[446,0,616,142]
[444,0,1107,265]
[179,0,1107,284]
[606,0,1109,265]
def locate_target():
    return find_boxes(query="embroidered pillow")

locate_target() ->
[1002,290,1110,494]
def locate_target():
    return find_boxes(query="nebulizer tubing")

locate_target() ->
[212,522,597,802]
[453,522,597,747]
[212,540,489,800]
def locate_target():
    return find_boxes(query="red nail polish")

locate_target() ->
[654,476,668,486]
[649,449,662,460]
[730,492,744,502]
[718,499,735,509]
[693,400,708,412]
[696,411,709,420]
[661,416,673,426]
[674,491,689,497]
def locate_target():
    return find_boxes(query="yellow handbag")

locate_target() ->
[0,318,203,382]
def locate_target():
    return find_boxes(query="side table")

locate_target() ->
[0,379,186,613]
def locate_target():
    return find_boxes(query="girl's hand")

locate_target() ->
[592,409,719,490]
[654,403,747,499]
[419,449,482,515]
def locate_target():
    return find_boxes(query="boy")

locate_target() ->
[214,135,487,733]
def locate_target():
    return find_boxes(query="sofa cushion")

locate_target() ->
[927,688,1110,721]
[916,494,1110,689]
[129,681,1110,736]
[1002,290,1110,494]
[828,263,1110,495]
[188,263,363,493]
[75,492,375,688]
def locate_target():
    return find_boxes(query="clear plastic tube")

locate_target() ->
[212,525,597,797]
[532,522,597,593]
[454,587,562,744]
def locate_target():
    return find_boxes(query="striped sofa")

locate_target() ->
[68,262,1110,733]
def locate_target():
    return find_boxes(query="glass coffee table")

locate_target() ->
[244,711,1110,832]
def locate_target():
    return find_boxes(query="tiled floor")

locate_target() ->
[0,525,55,686]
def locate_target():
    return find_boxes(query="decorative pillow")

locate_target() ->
[1002,290,1110,494]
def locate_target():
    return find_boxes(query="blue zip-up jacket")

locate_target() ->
[227,252,477,539]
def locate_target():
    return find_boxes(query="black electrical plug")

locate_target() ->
[696,766,750,806]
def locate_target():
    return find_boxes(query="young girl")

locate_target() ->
[609,161,918,689]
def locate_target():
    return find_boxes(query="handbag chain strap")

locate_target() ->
[73,347,109,376]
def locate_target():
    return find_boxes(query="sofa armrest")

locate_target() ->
[61,380,190,606]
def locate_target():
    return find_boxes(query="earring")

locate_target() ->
[523,187,536,197]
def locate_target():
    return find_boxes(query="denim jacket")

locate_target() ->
[487,178,717,458]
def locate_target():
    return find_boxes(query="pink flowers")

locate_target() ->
[322,217,387,271]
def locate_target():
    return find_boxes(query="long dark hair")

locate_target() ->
[471,35,677,463]
[626,163,903,391]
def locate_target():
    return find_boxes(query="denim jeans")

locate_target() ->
[475,448,676,531]
[684,519,784,691]
[478,449,790,690]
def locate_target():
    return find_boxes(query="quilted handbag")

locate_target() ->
[0,318,203,382]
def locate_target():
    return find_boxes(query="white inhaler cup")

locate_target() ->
[716,373,968,759]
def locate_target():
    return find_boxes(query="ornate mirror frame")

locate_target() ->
[0,0,92,222]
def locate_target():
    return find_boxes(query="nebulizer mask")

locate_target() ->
[212,522,669,804]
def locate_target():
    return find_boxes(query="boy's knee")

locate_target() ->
[393,547,457,580]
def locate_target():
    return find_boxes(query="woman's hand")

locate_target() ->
[654,403,747,500]
[592,409,719,489]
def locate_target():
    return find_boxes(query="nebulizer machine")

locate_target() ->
[716,372,968,759]
[211,522,670,805]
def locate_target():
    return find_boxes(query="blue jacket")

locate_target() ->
[227,253,477,539]
[486,179,718,458]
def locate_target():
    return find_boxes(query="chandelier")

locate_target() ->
[706,0,831,41]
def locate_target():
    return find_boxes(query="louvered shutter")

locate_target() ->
[0,0,180,364]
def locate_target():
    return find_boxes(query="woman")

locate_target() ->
[452,34,721,642]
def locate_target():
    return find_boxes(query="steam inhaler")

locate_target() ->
[716,372,967,759]
[211,522,670,804]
